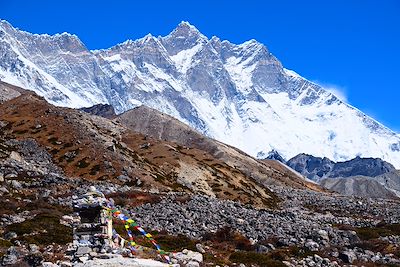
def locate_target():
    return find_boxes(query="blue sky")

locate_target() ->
[1,0,399,132]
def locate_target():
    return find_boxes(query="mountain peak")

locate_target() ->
[177,21,199,32]
[168,21,206,40]
[0,19,10,27]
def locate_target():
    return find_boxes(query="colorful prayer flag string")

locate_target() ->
[103,204,171,264]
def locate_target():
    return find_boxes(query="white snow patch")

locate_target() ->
[170,43,203,73]
[224,54,258,94]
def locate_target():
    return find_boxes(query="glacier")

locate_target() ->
[0,19,399,168]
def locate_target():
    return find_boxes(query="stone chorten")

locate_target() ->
[71,186,113,262]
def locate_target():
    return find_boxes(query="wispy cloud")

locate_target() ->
[313,80,348,102]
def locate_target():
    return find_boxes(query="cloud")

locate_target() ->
[313,80,348,102]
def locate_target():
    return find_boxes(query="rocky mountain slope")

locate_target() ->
[0,81,24,103]
[287,153,396,182]
[114,105,313,190]
[320,176,398,199]
[375,170,400,194]
[79,103,117,119]
[1,19,399,168]
[283,153,400,199]
[320,170,400,198]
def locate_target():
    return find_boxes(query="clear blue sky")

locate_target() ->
[1,0,399,132]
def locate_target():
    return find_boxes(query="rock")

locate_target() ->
[317,229,329,240]
[339,251,357,264]
[347,230,360,244]
[107,145,116,152]
[267,243,276,251]
[2,246,18,265]
[24,253,43,266]
[9,151,22,162]
[94,254,114,259]
[89,251,98,257]
[42,262,59,267]
[139,143,151,149]
[195,243,205,253]
[29,244,39,253]
[4,231,17,240]
[371,254,380,262]
[135,178,143,186]
[60,215,75,226]
[117,175,131,183]
[5,173,17,179]
[0,186,9,195]
[0,173,4,182]
[80,104,116,119]
[256,244,269,253]
[59,261,73,267]
[172,249,203,264]
[76,246,92,256]
[10,180,22,189]
[79,256,89,263]
[331,251,339,258]
[186,261,200,267]
[187,250,203,263]
[313,254,323,263]
[305,240,319,251]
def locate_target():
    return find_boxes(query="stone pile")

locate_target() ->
[70,187,113,263]
[127,188,400,266]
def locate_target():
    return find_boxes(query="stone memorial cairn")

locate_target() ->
[71,186,114,263]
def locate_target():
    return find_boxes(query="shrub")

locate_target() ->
[76,158,90,168]
[202,226,253,251]
[356,227,393,240]
[6,212,72,245]
[0,239,12,248]
[229,251,286,267]
[155,234,197,252]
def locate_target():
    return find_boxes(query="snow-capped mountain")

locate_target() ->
[1,19,400,167]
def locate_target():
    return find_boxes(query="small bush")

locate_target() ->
[384,224,400,235]
[229,251,286,267]
[356,227,393,240]
[76,158,90,168]
[0,239,12,248]
[6,212,72,245]
[355,239,389,252]
[48,137,58,145]
[203,226,253,251]
[89,164,101,175]
[203,226,234,242]
[14,129,28,135]
[155,234,197,252]
[336,223,400,241]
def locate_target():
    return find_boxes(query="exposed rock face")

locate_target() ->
[1,20,400,168]
[264,150,286,163]
[287,154,396,182]
[320,176,399,199]
[116,105,219,155]
[0,81,24,103]
[374,170,400,194]
[80,104,117,119]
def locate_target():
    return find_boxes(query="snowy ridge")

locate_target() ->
[1,20,399,167]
